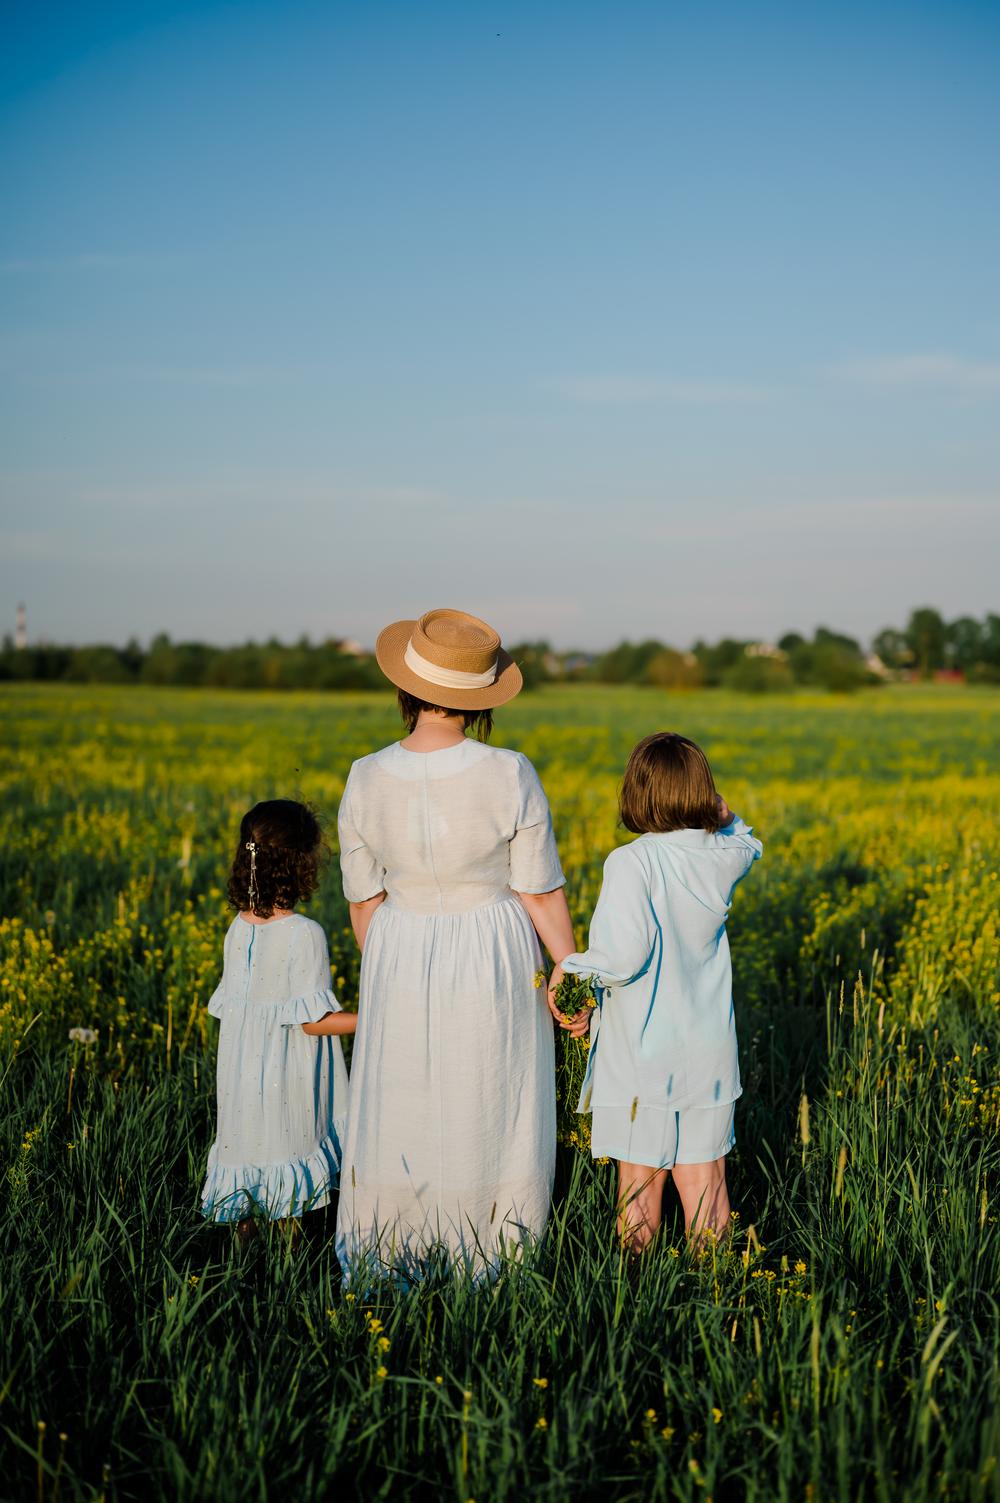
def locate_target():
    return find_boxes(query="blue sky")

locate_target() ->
[2,0,998,650]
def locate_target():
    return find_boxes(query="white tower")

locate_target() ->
[15,603,26,650]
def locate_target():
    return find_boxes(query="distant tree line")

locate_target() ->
[513,607,1000,692]
[1,607,997,693]
[0,633,384,690]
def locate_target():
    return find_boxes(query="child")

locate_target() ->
[201,799,357,1231]
[552,733,762,1252]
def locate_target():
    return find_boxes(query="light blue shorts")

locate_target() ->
[591,1099,736,1170]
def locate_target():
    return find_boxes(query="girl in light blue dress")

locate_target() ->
[201,800,357,1232]
[553,733,762,1252]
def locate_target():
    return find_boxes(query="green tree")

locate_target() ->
[981,615,1000,668]
[593,640,667,683]
[142,634,178,685]
[722,654,794,693]
[945,617,984,673]
[905,607,946,678]
[871,628,911,671]
[507,641,554,691]
[692,638,749,686]
[645,648,702,689]
[66,646,131,683]
[784,628,868,692]
[814,625,862,656]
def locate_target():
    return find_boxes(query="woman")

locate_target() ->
[335,607,576,1280]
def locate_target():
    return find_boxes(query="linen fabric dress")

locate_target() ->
[561,816,762,1168]
[201,913,349,1221]
[335,739,563,1280]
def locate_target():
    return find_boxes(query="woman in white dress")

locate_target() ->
[335,608,577,1280]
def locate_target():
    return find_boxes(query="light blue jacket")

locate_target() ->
[561,817,762,1116]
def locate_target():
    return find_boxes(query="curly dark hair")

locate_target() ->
[396,689,494,742]
[227,799,328,918]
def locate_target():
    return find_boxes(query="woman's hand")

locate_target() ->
[545,963,567,1024]
[716,793,733,827]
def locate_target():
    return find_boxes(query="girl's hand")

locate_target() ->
[546,964,592,1036]
[563,1008,592,1039]
[716,793,733,827]
[301,1011,358,1037]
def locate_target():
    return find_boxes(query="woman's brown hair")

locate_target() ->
[396,690,493,742]
[227,799,328,918]
[619,732,722,835]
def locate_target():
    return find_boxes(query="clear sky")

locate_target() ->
[2,0,998,651]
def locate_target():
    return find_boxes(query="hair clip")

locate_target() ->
[246,840,260,911]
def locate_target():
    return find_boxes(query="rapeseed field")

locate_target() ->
[1,682,998,1500]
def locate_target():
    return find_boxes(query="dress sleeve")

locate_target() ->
[561,846,658,988]
[276,921,342,1027]
[718,814,764,864]
[509,754,565,894]
[338,765,387,903]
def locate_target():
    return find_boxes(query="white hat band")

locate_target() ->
[404,639,498,690]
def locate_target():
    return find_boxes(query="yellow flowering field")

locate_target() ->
[2,682,997,1103]
[1,680,999,1500]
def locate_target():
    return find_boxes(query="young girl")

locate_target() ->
[201,799,357,1230]
[552,733,762,1251]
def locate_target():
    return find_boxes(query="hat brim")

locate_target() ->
[375,619,523,710]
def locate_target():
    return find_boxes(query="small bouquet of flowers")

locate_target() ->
[534,969,598,1019]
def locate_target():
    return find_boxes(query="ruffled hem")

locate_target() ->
[273,989,342,1026]
[200,1127,345,1222]
[206,987,342,1025]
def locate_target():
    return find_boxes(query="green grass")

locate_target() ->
[1,683,999,1500]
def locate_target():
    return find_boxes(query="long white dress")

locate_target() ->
[201,914,349,1221]
[334,738,563,1280]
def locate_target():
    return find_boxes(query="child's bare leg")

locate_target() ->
[670,1158,730,1243]
[616,1161,669,1253]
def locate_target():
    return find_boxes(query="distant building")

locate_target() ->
[339,638,367,658]
[745,641,787,661]
[15,603,27,650]
[865,653,893,680]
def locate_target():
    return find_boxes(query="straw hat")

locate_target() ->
[375,607,523,710]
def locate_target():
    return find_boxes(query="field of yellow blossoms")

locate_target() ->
[1,681,998,1501]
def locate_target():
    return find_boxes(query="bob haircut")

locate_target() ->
[619,732,722,835]
[227,799,328,918]
[396,689,493,743]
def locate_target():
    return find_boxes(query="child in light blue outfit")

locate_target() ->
[554,733,761,1251]
[200,800,357,1232]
